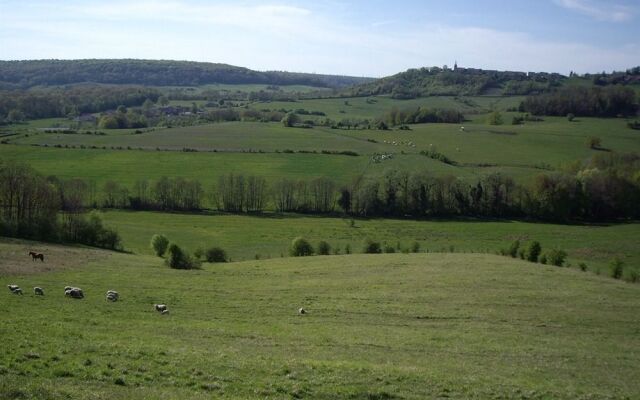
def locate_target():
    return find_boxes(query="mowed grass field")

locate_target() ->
[99,210,640,276]
[1,238,639,399]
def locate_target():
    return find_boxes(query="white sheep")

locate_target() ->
[161,309,169,315]
[7,285,19,293]
[106,290,119,302]
[34,287,44,296]
[13,287,23,295]
[154,304,167,313]
[65,287,84,299]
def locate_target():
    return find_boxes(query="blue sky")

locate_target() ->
[0,0,638,77]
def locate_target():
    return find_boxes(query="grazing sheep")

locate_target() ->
[154,304,167,313]
[106,290,119,302]
[161,309,169,315]
[12,287,23,295]
[34,287,44,296]
[65,287,84,299]
[298,307,307,315]
[8,285,19,293]
[64,286,72,292]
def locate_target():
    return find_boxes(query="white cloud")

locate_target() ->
[554,0,634,22]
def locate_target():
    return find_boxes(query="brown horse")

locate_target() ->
[29,251,44,262]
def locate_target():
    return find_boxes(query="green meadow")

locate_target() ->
[97,210,640,275]
[1,238,639,399]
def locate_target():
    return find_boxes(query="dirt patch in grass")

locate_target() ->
[0,237,111,276]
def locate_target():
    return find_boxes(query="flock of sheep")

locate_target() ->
[7,283,170,315]
[7,283,307,315]
[7,251,310,316]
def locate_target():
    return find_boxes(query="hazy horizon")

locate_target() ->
[1,0,639,77]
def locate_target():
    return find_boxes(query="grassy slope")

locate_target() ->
[1,239,639,399]
[99,210,640,275]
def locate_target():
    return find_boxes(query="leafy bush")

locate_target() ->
[411,241,421,253]
[166,244,198,269]
[628,270,639,283]
[546,249,567,267]
[150,234,169,257]
[71,212,122,251]
[290,237,314,257]
[610,258,624,279]
[579,262,588,271]
[526,241,542,263]
[540,254,547,264]
[205,246,228,263]
[317,241,331,255]
[566,113,575,122]
[487,111,503,125]
[586,136,602,149]
[344,244,351,254]
[363,239,382,254]
[384,245,396,253]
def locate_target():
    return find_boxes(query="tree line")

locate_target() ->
[521,85,638,117]
[14,151,637,223]
[0,86,161,122]
[0,163,121,249]
[0,59,371,89]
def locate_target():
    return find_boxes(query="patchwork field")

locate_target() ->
[1,238,639,399]
[3,108,639,189]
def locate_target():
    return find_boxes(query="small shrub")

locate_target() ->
[610,258,624,279]
[628,270,639,283]
[363,239,382,254]
[166,244,197,269]
[317,241,331,255]
[384,245,395,253]
[508,240,520,258]
[151,234,169,257]
[205,247,228,263]
[345,244,351,254]
[586,136,602,149]
[579,262,588,272]
[114,377,126,386]
[411,241,420,253]
[566,113,575,122]
[546,249,567,267]
[487,111,503,125]
[526,241,542,263]
[290,237,314,257]
[540,254,547,264]
[518,249,525,259]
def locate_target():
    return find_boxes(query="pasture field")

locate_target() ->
[3,111,638,187]
[99,210,640,276]
[1,238,639,399]
[250,95,526,121]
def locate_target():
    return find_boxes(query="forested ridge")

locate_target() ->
[349,65,640,99]
[0,59,373,89]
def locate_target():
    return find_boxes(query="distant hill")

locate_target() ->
[347,66,569,98]
[0,59,374,89]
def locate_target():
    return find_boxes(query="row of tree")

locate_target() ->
[0,163,121,248]
[522,85,638,117]
[380,107,464,126]
[0,86,161,122]
[34,150,639,222]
